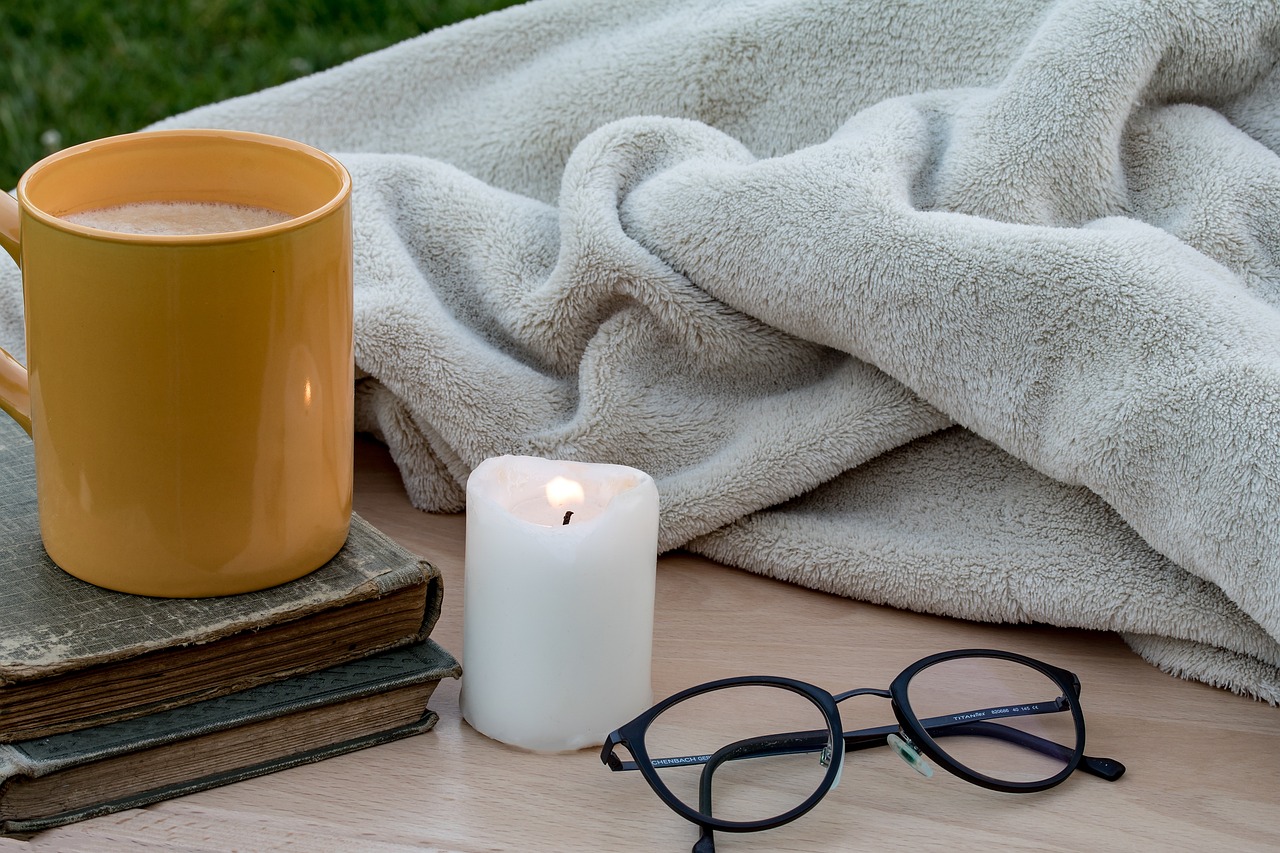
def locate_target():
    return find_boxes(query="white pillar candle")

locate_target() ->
[460,454,659,752]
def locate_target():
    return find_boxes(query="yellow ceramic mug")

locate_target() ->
[0,129,353,597]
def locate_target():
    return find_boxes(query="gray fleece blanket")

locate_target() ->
[2,0,1279,700]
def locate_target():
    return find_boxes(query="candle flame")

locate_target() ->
[545,476,585,508]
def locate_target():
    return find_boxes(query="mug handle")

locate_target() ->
[0,192,32,436]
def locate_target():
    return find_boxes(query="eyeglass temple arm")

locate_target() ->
[841,705,1124,781]
[602,728,827,773]
[922,720,1125,781]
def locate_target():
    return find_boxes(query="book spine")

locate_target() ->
[1,710,439,834]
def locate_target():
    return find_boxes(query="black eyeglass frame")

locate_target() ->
[601,648,1125,839]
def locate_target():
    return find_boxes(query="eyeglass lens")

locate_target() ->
[643,683,834,824]
[905,656,1080,784]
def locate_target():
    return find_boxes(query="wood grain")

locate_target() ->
[4,435,1277,852]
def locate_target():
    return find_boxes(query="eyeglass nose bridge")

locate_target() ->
[830,687,933,778]
[832,686,892,703]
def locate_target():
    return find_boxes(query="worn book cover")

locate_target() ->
[0,414,445,741]
[0,638,461,835]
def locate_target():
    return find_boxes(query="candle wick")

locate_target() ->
[562,510,574,526]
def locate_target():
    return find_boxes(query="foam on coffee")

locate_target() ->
[63,201,293,236]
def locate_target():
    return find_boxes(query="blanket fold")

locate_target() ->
[3,0,1279,700]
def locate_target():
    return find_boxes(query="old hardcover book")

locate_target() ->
[0,414,444,742]
[0,639,461,835]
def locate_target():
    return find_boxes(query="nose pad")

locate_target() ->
[887,732,934,778]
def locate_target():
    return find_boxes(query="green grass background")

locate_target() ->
[0,0,521,189]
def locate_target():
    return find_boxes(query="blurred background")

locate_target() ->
[0,0,521,188]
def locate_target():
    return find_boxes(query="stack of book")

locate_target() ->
[0,415,460,834]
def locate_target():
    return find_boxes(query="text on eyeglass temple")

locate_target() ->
[951,705,1036,721]
[651,755,714,767]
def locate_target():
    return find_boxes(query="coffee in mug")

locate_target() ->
[63,200,293,236]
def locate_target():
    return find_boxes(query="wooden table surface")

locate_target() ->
[5,436,1278,852]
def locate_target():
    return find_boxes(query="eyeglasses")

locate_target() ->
[601,649,1125,852]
